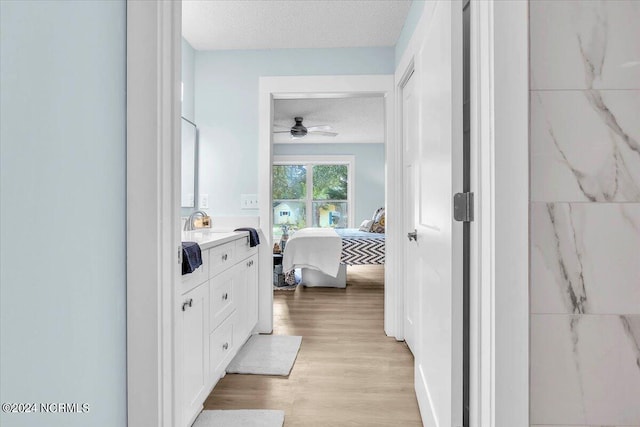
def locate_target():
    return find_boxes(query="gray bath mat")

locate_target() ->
[226,335,302,376]
[193,410,284,427]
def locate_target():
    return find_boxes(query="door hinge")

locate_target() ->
[454,192,474,222]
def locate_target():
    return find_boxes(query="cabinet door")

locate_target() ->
[234,255,258,344]
[210,311,236,382]
[232,262,247,347]
[180,282,209,427]
[210,264,238,332]
[245,254,259,334]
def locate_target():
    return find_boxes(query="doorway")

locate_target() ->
[256,76,400,337]
[270,95,385,292]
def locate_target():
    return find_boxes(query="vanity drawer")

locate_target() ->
[209,241,236,277]
[209,266,236,332]
[235,234,258,259]
[180,249,209,294]
[209,311,236,380]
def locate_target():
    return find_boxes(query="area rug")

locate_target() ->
[192,410,284,427]
[226,335,302,376]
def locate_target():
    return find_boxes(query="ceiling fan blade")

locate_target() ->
[308,130,338,137]
[273,130,292,134]
[306,125,333,132]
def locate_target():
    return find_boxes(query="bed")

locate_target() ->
[281,227,385,288]
[335,228,385,266]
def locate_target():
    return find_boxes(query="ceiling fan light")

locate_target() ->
[276,116,337,139]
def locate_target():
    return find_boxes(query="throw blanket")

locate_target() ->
[182,241,202,275]
[234,227,260,247]
[282,228,342,278]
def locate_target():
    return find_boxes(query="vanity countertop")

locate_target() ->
[182,229,248,250]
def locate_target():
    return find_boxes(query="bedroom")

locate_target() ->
[271,96,387,289]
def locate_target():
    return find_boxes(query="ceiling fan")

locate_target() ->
[273,117,338,139]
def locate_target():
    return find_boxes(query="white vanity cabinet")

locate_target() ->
[178,231,259,427]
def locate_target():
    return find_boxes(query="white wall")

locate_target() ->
[0,2,127,427]
[272,143,385,225]
[193,47,395,217]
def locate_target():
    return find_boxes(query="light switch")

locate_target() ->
[199,194,209,209]
[241,194,258,210]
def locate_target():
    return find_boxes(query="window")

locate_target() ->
[272,156,354,240]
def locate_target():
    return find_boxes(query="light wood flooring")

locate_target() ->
[204,265,422,426]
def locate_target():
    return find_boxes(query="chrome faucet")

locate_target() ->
[184,210,208,231]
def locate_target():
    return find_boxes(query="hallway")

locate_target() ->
[204,265,422,426]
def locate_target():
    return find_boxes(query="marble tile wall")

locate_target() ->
[529,1,640,426]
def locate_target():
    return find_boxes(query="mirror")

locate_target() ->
[181,117,198,208]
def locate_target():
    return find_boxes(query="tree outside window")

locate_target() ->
[272,160,351,240]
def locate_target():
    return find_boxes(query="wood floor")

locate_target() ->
[203,265,422,426]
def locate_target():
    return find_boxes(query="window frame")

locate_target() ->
[273,155,355,231]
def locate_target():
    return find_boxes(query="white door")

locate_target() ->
[402,70,419,353]
[411,1,464,426]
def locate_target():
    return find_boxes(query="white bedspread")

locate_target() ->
[282,228,342,277]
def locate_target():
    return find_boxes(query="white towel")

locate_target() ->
[282,228,342,277]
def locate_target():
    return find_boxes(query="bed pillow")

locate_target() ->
[359,219,374,232]
[371,207,385,233]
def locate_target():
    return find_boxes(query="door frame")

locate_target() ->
[476,2,529,424]
[126,0,529,425]
[126,1,182,426]
[257,75,398,335]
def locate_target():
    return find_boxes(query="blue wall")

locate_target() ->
[273,143,385,224]
[395,0,426,65]
[194,47,395,217]
[0,2,127,426]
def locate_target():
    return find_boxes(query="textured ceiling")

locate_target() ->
[273,97,385,144]
[183,0,412,50]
